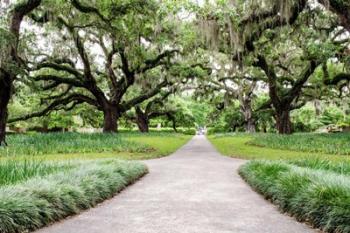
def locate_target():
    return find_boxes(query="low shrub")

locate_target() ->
[0,160,148,233]
[239,160,350,233]
[177,128,196,135]
[207,127,230,135]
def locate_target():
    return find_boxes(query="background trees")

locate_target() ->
[1,0,349,138]
[8,0,207,133]
[195,0,350,134]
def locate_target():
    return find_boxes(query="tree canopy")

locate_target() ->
[0,0,349,144]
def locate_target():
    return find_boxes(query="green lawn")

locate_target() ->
[126,133,191,159]
[250,133,350,155]
[208,134,350,162]
[0,132,192,161]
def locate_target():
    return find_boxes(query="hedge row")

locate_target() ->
[0,160,148,233]
[239,160,350,233]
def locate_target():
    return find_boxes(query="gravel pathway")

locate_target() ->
[36,135,316,233]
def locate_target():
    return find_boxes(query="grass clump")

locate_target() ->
[239,160,350,233]
[290,159,350,175]
[0,159,148,233]
[250,133,350,155]
[0,160,71,186]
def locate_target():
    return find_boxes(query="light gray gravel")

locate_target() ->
[36,135,317,233]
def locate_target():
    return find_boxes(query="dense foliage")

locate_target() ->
[0,0,348,141]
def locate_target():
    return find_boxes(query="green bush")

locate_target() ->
[207,126,230,135]
[240,160,350,233]
[0,160,147,233]
[177,127,196,135]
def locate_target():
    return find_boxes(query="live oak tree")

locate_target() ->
[196,54,260,133]
[3,0,350,137]
[234,1,321,134]
[198,0,350,134]
[194,2,270,133]
[126,91,176,133]
[250,4,350,134]
[193,0,307,134]
[12,0,191,133]
[0,0,43,145]
[125,61,209,132]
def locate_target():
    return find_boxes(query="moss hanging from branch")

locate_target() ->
[198,17,220,50]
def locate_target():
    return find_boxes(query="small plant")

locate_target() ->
[0,160,72,186]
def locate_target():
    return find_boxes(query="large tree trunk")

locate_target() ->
[135,107,149,133]
[240,97,256,133]
[136,117,149,133]
[166,113,177,132]
[246,118,256,133]
[0,73,12,146]
[314,100,322,116]
[0,108,9,146]
[103,107,119,133]
[276,109,293,134]
[0,0,42,146]
[171,120,177,132]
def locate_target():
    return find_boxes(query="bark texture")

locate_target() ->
[103,107,119,133]
[135,107,149,133]
[0,76,12,145]
[276,110,293,134]
[240,96,256,133]
[0,0,42,145]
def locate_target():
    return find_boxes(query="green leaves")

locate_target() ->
[305,40,338,62]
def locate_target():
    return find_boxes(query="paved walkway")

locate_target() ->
[37,136,316,233]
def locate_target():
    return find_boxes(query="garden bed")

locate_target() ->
[239,160,350,233]
[0,159,148,233]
